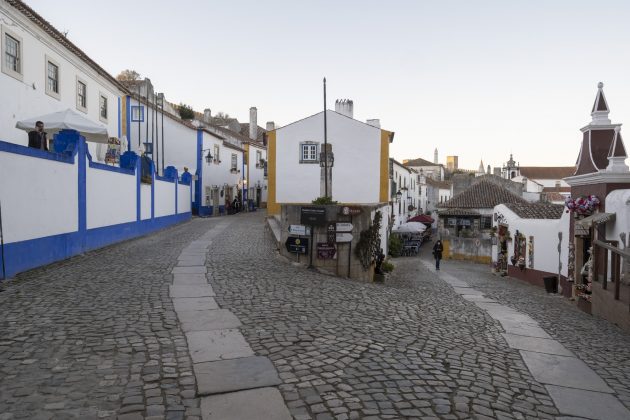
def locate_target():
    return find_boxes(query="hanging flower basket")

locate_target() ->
[565,195,600,217]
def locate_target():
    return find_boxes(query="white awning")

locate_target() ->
[576,212,615,227]
[16,108,109,144]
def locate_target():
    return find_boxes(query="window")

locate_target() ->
[2,27,22,80]
[299,142,318,163]
[76,78,87,112]
[131,106,144,122]
[231,153,237,170]
[45,56,60,99]
[99,94,108,122]
[213,145,220,163]
[256,150,262,167]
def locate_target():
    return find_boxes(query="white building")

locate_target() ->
[1,0,126,158]
[267,100,394,213]
[390,158,416,228]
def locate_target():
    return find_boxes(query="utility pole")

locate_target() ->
[323,77,328,198]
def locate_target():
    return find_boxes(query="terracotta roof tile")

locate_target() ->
[443,179,527,209]
[404,157,440,167]
[438,208,480,216]
[505,203,564,219]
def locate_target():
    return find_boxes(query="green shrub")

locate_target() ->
[389,234,403,257]
[311,196,338,205]
[381,261,394,273]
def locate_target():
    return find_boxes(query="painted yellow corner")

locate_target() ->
[267,131,279,215]
[244,143,250,192]
[379,130,391,202]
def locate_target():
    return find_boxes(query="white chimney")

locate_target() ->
[266,121,275,131]
[366,119,380,128]
[334,99,353,119]
[203,109,211,124]
[249,107,257,140]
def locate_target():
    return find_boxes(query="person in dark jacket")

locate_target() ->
[433,240,444,270]
[28,121,48,151]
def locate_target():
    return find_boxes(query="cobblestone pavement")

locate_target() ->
[438,255,630,412]
[0,218,222,420]
[208,212,563,419]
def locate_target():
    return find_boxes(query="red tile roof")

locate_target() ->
[505,203,564,219]
[443,179,527,209]
[519,167,576,179]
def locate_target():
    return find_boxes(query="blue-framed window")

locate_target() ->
[131,105,145,122]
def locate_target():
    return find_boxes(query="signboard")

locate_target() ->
[288,224,310,236]
[317,243,336,259]
[339,206,362,216]
[285,237,308,254]
[301,207,326,226]
[327,224,336,243]
[336,222,353,232]
[336,233,354,243]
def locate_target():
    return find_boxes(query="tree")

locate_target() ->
[178,103,195,120]
[116,69,141,81]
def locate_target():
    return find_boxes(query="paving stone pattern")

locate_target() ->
[208,212,562,419]
[441,257,630,413]
[0,219,218,420]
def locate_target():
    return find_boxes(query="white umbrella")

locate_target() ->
[16,108,109,144]
[393,222,427,233]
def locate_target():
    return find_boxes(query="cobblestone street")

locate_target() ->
[2,211,630,419]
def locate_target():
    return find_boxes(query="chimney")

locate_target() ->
[249,107,257,140]
[366,119,380,128]
[265,121,275,131]
[203,109,211,124]
[334,99,354,119]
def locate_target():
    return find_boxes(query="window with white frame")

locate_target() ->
[231,153,237,170]
[213,145,220,163]
[76,78,87,112]
[45,56,60,99]
[99,94,108,122]
[2,27,22,80]
[300,142,318,163]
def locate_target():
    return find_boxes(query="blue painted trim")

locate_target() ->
[195,129,203,214]
[179,177,191,186]
[1,212,191,279]
[199,205,212,217]
[136,155,141,222]
[131,105,145,122]
[0,140,74,164]
[125,95,131,151]
[117,96,121,138]
[219,205,225,215]
[88,160,135,175]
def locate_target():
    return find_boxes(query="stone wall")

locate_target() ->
[443,236,492,264]
[278,204,388,282]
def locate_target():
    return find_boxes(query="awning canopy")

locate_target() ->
[576,212,615,227]
[408,214,434,224]
[16,108,110,144]
[393,222,427,234]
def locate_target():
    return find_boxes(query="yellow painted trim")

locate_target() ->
[379,130,391,202]
[121,96,127,140]
[267,131,279,215]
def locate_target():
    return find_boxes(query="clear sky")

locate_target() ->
[24,0,630,170]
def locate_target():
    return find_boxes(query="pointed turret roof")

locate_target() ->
[478,159,485,173]
[591,82,611,125]
[608,126,627,159]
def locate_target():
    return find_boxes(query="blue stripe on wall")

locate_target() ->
[118,96,121,138]
[195,130,203,214]
[1,212,191,279]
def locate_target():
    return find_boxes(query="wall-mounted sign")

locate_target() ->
[327,224,336,243]
[340,206,362,216]
[285,237,308,254]
[336,233,353,243]
[317,243,336,259]
[288,224,311,236]
[301,207,326,226]
[335,222,353,232]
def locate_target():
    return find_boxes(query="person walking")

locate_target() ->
[433,240,444,270]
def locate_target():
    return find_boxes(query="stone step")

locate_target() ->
[194,356,282,396]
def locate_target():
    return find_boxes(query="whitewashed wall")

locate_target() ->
[0,5,122,157]
[141,184,151,220]
[154,179,175,217]
[247,142,267,203]
[201,131,243,202]
[86,162,135,229]
[178,183,191,213]
[492,204,569,276]
[276,111,381,204]
[0,151,77,243]
[605,189,630,244]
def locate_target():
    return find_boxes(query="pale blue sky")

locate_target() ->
[25,0,630,170]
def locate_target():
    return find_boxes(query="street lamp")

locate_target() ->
[201,149,213,164]
[395,190,402,202]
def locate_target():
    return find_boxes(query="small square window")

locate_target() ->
[300,142,318,163]
[213,145,220,163]
[99,94,108,122]
[45,55,60,99]
[2,26,23,80]
[131,105,144,122]
[231,153,237,170]
[76,78,87,112]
